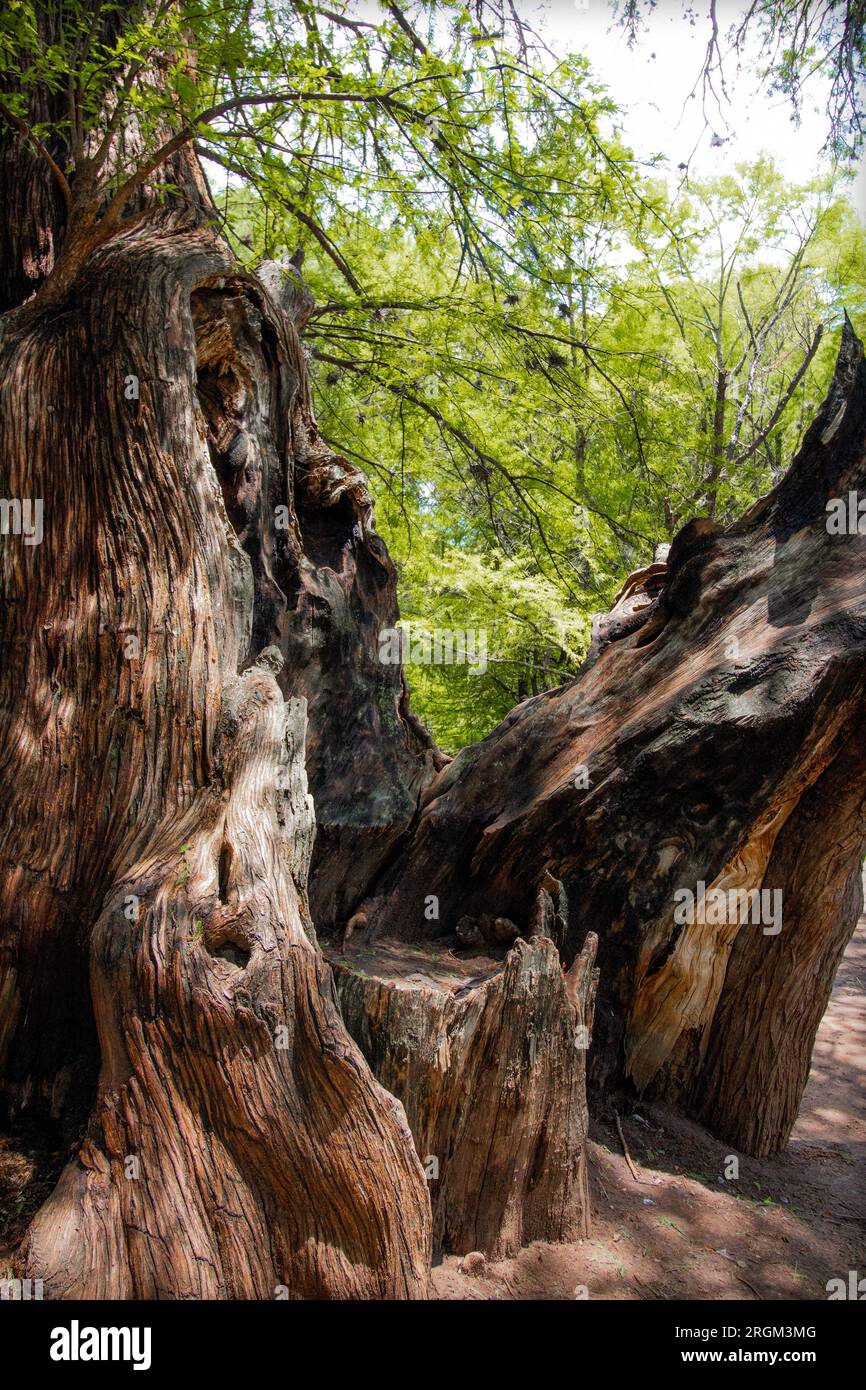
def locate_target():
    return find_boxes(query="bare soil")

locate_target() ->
[432,922,866,1301]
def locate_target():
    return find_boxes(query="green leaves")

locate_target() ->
[271,146,863,747]
[6,3,862,750]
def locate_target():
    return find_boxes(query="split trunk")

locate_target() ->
[1,109,864,1302]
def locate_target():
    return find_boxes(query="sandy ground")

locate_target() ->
[432,922,866,1301]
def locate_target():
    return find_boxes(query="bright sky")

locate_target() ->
[532,0,865,218]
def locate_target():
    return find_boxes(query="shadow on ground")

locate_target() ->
[432,923,866,1300]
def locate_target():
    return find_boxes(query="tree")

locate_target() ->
[1,0,864,1298]
[286,157,863,747]
[332,320,866,1164]
[614,159,864,527]
[0,0,621,1299]
[618,0,866,157]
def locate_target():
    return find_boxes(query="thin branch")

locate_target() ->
[731,324,824,469]
[0,99,72,208]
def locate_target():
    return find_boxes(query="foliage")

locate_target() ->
[244,155,864,749]
[2,2,864,749]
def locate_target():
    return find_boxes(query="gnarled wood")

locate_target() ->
[1,217,431,1298]
[329,898,598,1259]
[312,324,866,1157]
[689,721,866,1154]
[3,17,865,1297]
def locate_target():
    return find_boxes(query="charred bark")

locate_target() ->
[2,42,865,1299]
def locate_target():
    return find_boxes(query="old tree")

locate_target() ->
[1,1,864,1297]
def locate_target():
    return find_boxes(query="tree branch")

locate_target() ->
[0,99,72,209]
[731,324,824,470]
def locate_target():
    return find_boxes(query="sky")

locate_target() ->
[532,0,865,218]
[208,2,865,221]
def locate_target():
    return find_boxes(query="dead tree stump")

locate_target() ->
[330,885,598,1258]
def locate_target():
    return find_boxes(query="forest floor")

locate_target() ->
[2,926,862,1298]
[432,921,866,1302]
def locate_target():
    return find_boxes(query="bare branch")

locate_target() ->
[731,323,824,469]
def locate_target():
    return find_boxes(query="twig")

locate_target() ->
[614,1110,646,1184]
[634,1273,663,1300]
[593,1167,611,1204]
[737,1275,763,1300]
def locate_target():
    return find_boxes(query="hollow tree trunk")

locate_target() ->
[3,72,864,1299]
[308,325,866,1159]
[2,76,594,1282]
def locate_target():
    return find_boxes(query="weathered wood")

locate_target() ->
[330,905,598,1259]
[688,721,866,1154]
[0,211,431,1296]
[3,21,866,1298]
[316,325,866,1156]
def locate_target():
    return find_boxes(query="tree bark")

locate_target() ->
[2,85,865,1301]
[688,720,866,1155]
[310,323,866,1158]
[0,212,431,1297]
[330,893,598,1258]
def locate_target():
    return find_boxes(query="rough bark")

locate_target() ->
[330,892,598,1258]
[242,258,442,933]
[689,720,866,1154]
[311,324,866,1157]
[0,210,431,1296]
[283,434,441,934]
[3,34,865,1300]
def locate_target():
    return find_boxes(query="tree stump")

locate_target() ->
[329,890,598,1259]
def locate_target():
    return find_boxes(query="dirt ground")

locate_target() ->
[432,922,866,1301]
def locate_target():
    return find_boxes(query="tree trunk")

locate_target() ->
[689,720,866,1154]
[309,323,866,1159]
[330,893,598,1258]
[0,209,431,1297]
[3,97,865,1301]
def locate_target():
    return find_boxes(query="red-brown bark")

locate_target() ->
[2,50,865,1301]
[0,214,431,1297]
